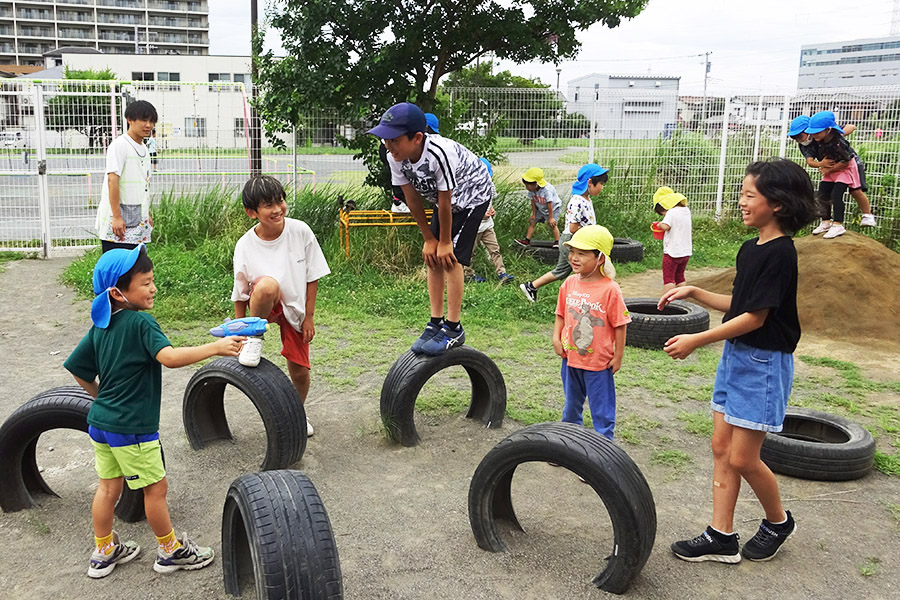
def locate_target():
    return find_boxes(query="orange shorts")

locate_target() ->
[249,285,310,369]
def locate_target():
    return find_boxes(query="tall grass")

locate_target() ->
[62,183,750,328]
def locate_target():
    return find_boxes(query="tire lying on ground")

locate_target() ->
[380,347,506,447]
[610,238,644,263]
[468,422,656,595]
[0,386,146,521]
[761,406,875,481]
[510,239,559,264]
[182,356,306,471]
[624,297,709,349]
[222,470,343,600]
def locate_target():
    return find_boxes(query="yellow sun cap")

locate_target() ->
[522,167,547,187]
[564,224,614,257]
[658,192,687,210]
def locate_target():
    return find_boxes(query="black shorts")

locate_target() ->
[850,156,867,192]
[429,201,490,266]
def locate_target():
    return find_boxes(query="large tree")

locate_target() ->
[256,0,648,133]
[45,67,117,151]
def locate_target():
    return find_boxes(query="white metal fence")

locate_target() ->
[3,80,900,255]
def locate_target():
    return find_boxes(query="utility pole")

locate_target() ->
[701,51,711,129]
[249,0,262,176]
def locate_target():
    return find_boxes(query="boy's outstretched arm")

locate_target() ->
[155,337,245,369]
[433,190,456,269]
[73,375,99,399]
[302,279,318,343]
[663,309,769,360]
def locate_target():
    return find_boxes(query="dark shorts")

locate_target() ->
[850,156,867,192]
[662,254,690,285]
[150,152,158,166]
[101,240,140,253]
[429,201,490,266]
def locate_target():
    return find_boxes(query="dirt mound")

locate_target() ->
[692,232,900,343]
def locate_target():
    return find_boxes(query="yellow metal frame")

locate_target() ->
[338,208,433,257]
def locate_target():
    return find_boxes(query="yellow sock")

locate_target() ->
[156,530,181,554]
[95,532,114,555]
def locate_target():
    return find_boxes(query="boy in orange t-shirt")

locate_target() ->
[553,225,631,439]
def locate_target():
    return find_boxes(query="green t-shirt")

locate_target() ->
[64,310,172,434]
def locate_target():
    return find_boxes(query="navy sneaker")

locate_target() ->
[411,321,443,354]
[741,511,796,561]
[498,273,514,284]
[466,274,487,283]
[420,324,465,356]
[671,527,741,563]
[519,281,537,303]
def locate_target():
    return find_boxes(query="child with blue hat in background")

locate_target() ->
[65,245,243,579]
[520,163,609,303]
[788,114,875,234]
[805,111,864,238]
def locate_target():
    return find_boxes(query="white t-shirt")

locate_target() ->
[662,205,692,258]
[96,134,152,243]
[564,194,596,229]
[231,218,331,331]
[387,134,494,211]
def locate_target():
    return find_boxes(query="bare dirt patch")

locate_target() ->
[1,257,899,600]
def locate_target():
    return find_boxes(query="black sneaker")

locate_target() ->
[741,511,796,562]
[519,281,537,303]
[671,527,741,563]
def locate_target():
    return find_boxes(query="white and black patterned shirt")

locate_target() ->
[388,134,494,211]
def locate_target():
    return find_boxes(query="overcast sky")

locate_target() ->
[208,0,897,94]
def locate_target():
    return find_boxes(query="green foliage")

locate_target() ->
[859,556,881,577]
[874,451,900,477]
[46,68,118,150]
[677,411,714,437]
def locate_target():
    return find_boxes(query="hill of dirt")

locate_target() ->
[692,232,900,343]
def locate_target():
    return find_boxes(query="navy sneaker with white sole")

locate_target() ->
[411,321,443,354]
[420,324,465,356]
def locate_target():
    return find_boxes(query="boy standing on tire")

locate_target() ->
[232,175,330,437]
[659,159,816,564]
[65,245,244,578]
[369,102,494,356]
[553,225,630,439]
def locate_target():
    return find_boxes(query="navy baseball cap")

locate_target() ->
[367,103,426,139]
[91,244,144,328]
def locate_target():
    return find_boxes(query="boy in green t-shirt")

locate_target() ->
[64,244,244,578]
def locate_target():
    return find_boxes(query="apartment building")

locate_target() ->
[0,0,209,66]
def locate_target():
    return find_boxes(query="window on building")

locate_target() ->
[234,117,245,137]
[131,72,154,81]
[208,73,230,82]
[158,72,180,82]
[185,117,206,138]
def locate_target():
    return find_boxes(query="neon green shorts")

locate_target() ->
[91,438,166,490]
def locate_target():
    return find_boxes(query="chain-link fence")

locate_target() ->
[2,80,900,255]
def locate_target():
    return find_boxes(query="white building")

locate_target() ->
[0,0,210,67]
[798,35,900,89]
[566,74,680,139]
[17,51,264,150]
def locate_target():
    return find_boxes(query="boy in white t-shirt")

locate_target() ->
[652,186,693,292]
[96,100,156,253]
[369,102,494,356]
[232,175,331,436]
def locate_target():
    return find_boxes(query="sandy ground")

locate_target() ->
[0,258,899,600]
